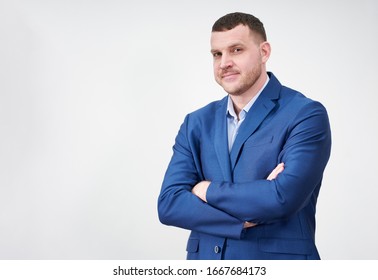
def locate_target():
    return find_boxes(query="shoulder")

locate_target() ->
[264,73,325,110]
[280,84,327,113]
[277,87,330,136]
[263,76,329,131]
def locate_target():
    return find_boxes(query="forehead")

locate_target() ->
[210,24,255,49]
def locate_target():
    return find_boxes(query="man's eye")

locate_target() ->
[212,52,222,58]
[233,48,242,53]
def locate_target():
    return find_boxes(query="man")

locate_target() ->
[158,12,331,260]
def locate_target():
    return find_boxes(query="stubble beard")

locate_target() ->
[220,66,262,97]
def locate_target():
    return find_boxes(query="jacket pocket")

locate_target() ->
[258,238,313,255]
[186,238,199,253]
[244,135,274,148]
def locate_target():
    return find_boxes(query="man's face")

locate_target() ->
[210,24,269,97]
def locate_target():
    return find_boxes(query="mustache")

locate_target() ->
[220,70,239,77]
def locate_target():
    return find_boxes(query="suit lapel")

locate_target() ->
[214,98,233,182]
[230,74,281,169]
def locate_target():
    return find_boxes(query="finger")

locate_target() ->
[267,163,285,180]
[244,221,257,228]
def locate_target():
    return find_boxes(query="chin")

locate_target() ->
[227,91,244,97]
[222,85,243,96]
[221,84,238,94]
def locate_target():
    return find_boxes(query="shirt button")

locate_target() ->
[214,246,221,254]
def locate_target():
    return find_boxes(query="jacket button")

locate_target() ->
[214,246,221,254]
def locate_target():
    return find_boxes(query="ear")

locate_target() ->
[260,41,271,63]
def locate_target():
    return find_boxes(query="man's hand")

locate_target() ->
[191,181,211,202]
[244,221,257,228]
[267,162,285,180]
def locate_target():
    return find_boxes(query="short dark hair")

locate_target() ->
[212,12,267,42]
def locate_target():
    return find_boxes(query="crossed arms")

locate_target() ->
[158,101,331,239]
[191,163,285,228]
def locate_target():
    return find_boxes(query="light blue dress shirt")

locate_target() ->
[227,76,270,152]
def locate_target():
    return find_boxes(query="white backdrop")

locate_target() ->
[1,0,377,260]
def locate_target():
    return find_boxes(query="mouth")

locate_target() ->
[221,72,239,81]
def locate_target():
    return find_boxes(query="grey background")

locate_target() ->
[1,0,377,259]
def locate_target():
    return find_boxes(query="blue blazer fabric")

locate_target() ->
[158,72,331,260]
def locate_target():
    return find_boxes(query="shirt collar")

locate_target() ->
[226,74,270,119]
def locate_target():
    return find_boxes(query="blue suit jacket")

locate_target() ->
[158,73,331,260]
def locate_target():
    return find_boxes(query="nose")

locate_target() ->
[219,54,233,70]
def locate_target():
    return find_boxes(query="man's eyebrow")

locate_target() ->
[210,42,246,53]
[228,43,245,49]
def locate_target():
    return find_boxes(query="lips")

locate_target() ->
[221,72,239,81]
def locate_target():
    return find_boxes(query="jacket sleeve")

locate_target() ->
[206,101,332,224]
[157,115,245,239]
